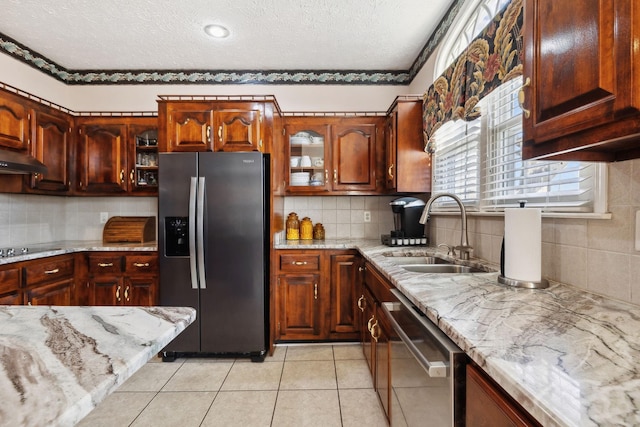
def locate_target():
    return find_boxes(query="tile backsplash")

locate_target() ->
[0,194,157,247]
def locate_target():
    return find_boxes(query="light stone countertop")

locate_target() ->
[279,239,640,427]
[0,240,157,265]
[0,305,195,427]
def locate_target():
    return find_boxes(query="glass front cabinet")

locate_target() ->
[132,129,158,190]
[284,124,330,193]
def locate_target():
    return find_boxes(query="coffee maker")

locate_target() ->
[382,196,427,246]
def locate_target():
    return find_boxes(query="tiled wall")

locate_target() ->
[283,196,398,240]
[0,194,157,247]
[430,158,640,306]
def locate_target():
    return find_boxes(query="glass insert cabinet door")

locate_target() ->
[285,124,330,192]
[134,129,158,188]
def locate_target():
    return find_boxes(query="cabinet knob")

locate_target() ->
[518,77,531,118]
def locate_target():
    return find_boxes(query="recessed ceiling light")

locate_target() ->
[204,24,230,38]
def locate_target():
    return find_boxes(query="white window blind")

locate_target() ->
[431,117,482,209]
[480,77,597,212]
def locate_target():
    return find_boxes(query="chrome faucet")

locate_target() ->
[419,193,473,260]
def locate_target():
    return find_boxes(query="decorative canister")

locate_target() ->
[286,212,300,240]
[313,222,325,240]
[300,217,313,240]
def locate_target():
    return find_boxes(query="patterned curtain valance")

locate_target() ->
[423,0,523,152]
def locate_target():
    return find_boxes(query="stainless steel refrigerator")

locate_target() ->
[158,151,269,362]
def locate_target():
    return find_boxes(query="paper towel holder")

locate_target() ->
[497,275,549,289]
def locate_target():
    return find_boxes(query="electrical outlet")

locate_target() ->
[364,211,371,223]
[100,212,109,224]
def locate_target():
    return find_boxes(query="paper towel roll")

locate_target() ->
[504,207,542,282]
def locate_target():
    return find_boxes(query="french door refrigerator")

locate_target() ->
[158,151,269,362]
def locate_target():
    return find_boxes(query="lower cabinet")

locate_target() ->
[0,264,22,304]
[87,252,157,306]
[466,364,541,427]
[274,249,362,341]
[23,254,75,306]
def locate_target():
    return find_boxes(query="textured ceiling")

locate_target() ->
[0,0,459,84]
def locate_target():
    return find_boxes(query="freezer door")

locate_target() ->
[199,152,268,354]
[158,152,201,353]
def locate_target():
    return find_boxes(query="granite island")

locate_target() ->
[0,305,195,427]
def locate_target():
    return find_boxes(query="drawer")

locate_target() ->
[24,255,75,287]
[125,254,158,274]
[0,266,20,294]
[364,263,395,303]
[279,253,321,272]
[88,254,123,274]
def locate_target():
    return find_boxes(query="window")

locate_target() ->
[431,0,606,214]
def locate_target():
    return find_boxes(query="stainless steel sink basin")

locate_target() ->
[385,256,450,265]
[401,264,483,274]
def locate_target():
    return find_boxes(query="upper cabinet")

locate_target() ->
[283,116,384,195]
[522,0,640,161]
[385,96,431,193]
[0,91,31,151]
[75,116,158,195]
[157,96,280,154]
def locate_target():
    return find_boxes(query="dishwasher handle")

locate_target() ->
[382,300,450,378]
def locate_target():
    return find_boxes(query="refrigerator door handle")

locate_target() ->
[197,176,207,289]
[189,177,198,289]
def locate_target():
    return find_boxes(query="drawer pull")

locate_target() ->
[292,261,308,266]
[133,262,150,268]
[98,262,113,268]
[44,268,59,274]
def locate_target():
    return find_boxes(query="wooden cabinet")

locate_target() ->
[274,249,362,342]
[276,251,324,340]
[466,364,541,427]
[88,252,157,306]
[22,255,75,306]
[157,97,279,154]
[522,0,640,161]
[75,116,158,195]
[0,90,31,151]
[0,264,22,304]
[328,250,362,340]
[282,116,384,194]
[385,96,431,193]
[28,106,73,194]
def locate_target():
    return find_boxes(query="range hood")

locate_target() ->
[0,150,47,174]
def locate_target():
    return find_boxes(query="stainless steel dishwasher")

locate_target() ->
[381,289,467,426]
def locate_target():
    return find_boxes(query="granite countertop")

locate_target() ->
[353,242,640,427]
[0,305,195,427]
[0,240,157,265]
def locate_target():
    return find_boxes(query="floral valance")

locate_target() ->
[423,0,523,152]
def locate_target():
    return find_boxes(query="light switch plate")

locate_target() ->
[636,211,640,251]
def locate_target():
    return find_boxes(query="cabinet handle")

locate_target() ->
[292,261,308,266]
[130,169,135,184]
[333,169,337,184]
[357,295,365,312]
[358,266,364,272]
[518,77,531,118]
[367,315,375,332]
[124,286,130,302]
[370,320,379,342]
[314,283,318,300]
[206,125,211,141]
[44,268,59,275]
[133,262,150,267]
[218,126,222,140]
[388,163,394,179]
[120,169,125,183]
[116,285,121,302]
[325,169,329,183]
[98,262,113,268]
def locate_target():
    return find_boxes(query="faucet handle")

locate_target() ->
[437,244,454,255]
[453,245,473,261]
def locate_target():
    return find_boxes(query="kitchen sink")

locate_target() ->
[401,264,484,274]
[384,255,451,265]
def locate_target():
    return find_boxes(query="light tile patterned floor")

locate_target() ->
[77,344,388,427]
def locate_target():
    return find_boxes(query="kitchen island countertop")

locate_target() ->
[280,239,640,427]
[0,305,195,427]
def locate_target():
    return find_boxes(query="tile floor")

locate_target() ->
[78,344,388,427]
